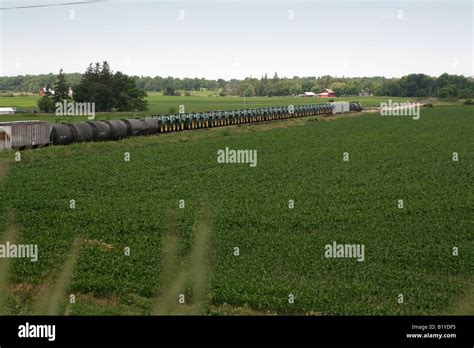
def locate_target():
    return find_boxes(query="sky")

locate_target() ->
[0,0,472,79]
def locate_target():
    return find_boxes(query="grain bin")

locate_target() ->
[87,121,112,142]
[106,120,128,140]
[71,122,94,142]
[122,119,147,136]
[0,121,51,150]
[51,124,75,145]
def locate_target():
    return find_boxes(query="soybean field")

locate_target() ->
[0,106,472,315]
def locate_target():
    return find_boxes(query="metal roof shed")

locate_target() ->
[0,107,16,115]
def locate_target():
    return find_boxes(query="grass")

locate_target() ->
[0,106,472,315]
[0,96,38,109]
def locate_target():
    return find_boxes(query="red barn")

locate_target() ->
[318,88,336,98]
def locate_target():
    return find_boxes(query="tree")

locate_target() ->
[112,72,148,111]
[2,71,474,99]
[438,86,457,98]
[458,88,474,99]
[96,61,115,111]
[289,84,303,95]
[370,82,384,96]
[52,69,70,104]
[217,78,226,89]
[37,70,69,112]
[74,63,101,107]
[343,84,359,96]
[330,82,347,96]
[162,77,177,96]
[301,80,313,91]
[37,96,55,112]
[311,84,322,93]
[45,83,53,96]
[244,85,255,97]
[74,62,147,112]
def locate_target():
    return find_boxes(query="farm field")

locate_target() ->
[0,94,427,124]
[0,106,472,315]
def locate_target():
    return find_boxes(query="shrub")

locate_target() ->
[458,89,474,99]
[306,117,319,124]
[439,86,457,99]
[463,99,474,105]
[37,96,55,113]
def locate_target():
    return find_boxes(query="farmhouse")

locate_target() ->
[318,89,336,98]
[39,87,52,96]
[40,87,73,97]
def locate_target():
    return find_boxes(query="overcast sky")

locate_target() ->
[0,0,472,78]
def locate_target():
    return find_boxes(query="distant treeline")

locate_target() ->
[1,72,473,99]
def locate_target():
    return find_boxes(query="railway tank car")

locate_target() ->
[50,124,75,145]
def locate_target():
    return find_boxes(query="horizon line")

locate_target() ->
[0,72,472,79]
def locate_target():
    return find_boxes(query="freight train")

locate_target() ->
[50,103,335,146]
[1,102,362,150]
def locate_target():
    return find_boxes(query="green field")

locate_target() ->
[0,106,472,315]
[0,96,37,109]
[0,93,420,110]
[0,94,426,124]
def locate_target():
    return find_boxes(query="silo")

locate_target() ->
[71,122,94,142]
[51,124,75,145]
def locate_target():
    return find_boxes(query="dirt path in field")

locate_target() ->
[0,158,13,310]
[0,210,18,314]
[447,283,474,315]
[320,110,375,120]
[0,157,11,184]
